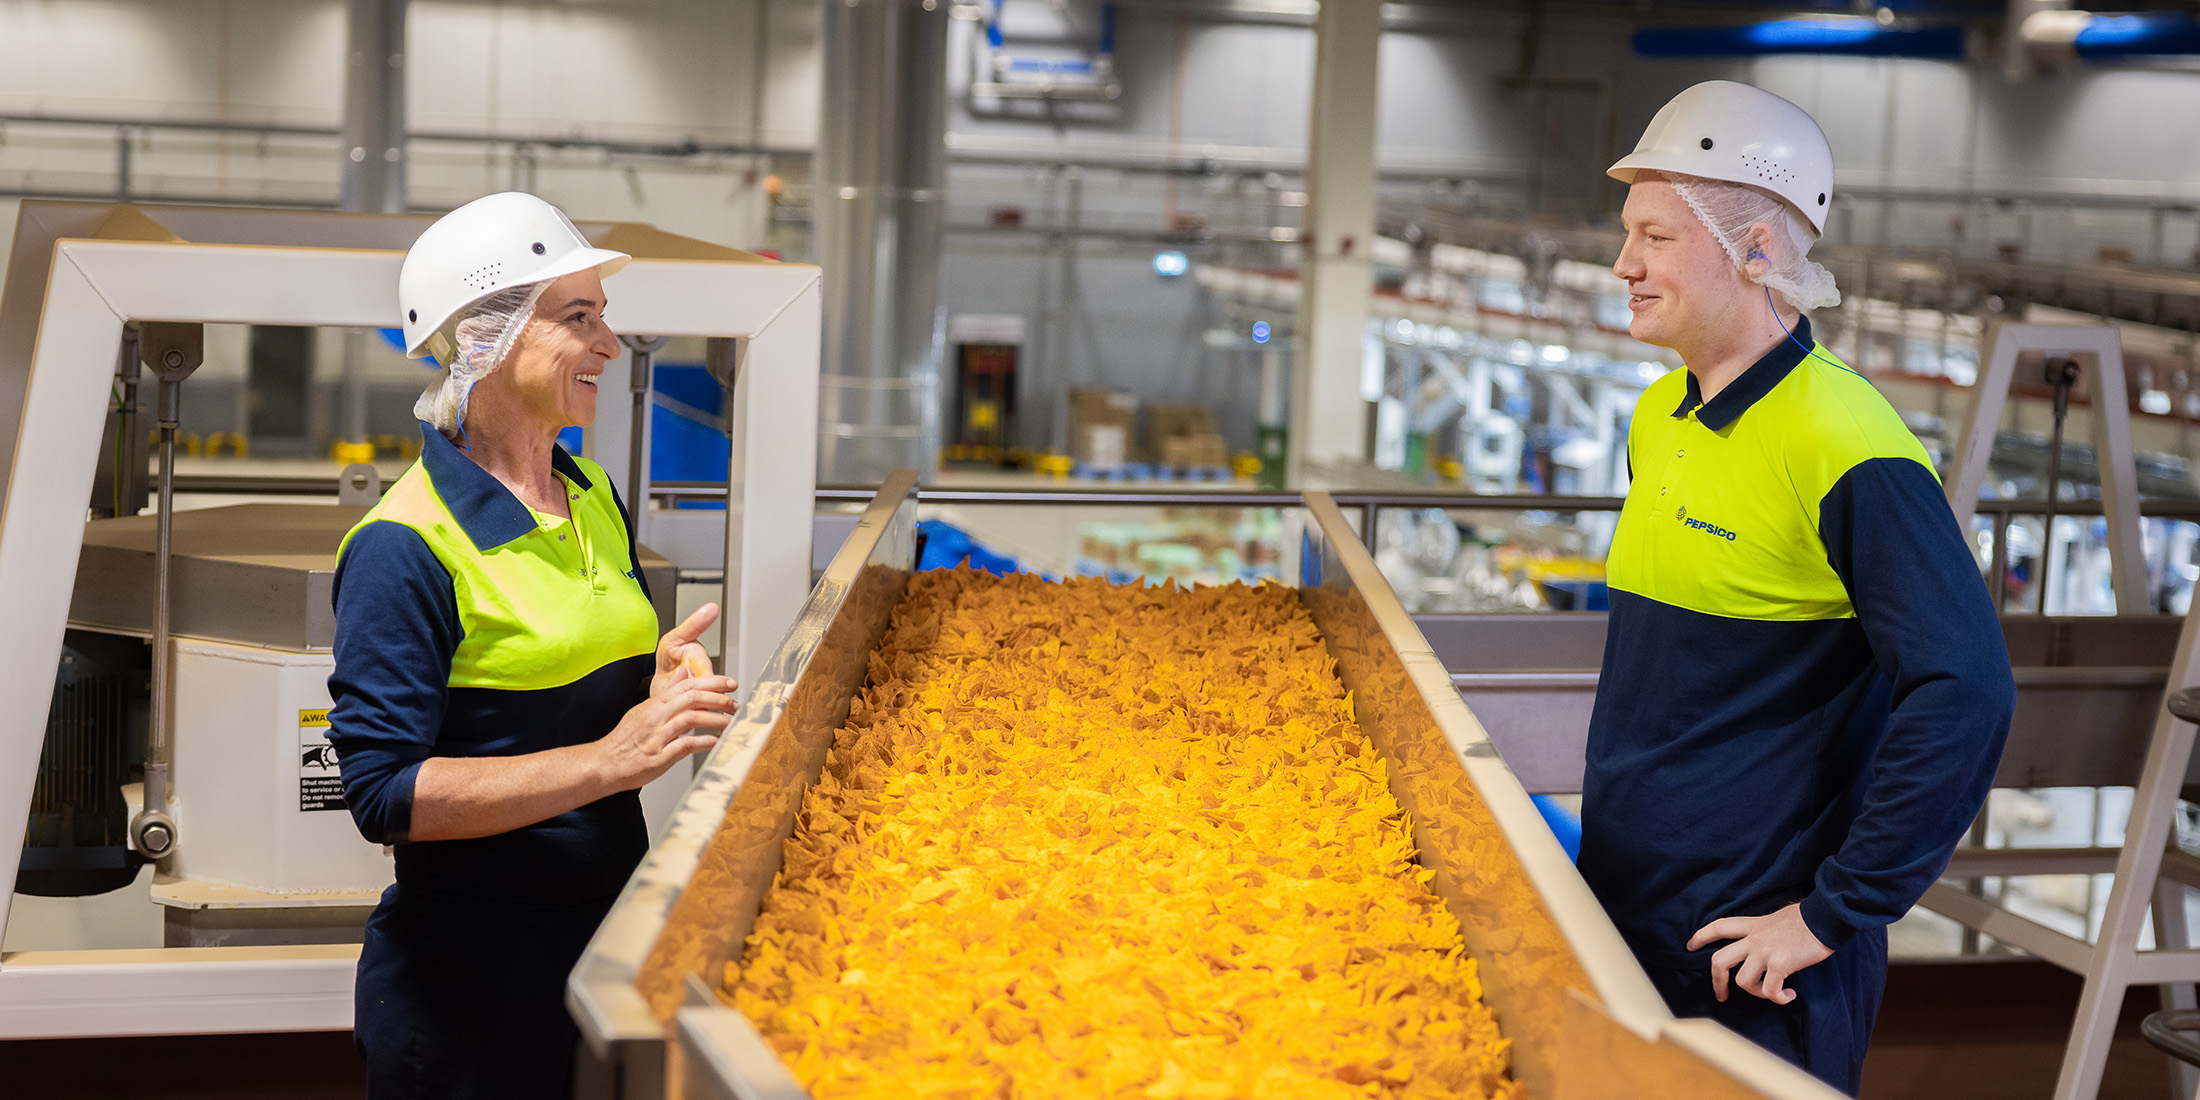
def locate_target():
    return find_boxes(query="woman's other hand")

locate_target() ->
[654,603,725,698]
[598,671,739,791]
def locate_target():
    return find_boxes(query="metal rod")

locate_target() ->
[141,378,180,854]
[152,473,2200,527]
[113,126,131,204]
[622,335,669,528]
[2039,357,2082,613]
[116,326,143,518]
[1991,512,2012,612]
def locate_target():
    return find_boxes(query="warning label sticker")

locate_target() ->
[299,708,346,812]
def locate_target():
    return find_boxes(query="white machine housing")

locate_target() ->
[167,640,389,894]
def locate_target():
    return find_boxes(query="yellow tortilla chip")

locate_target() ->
[722,571,1521,1100]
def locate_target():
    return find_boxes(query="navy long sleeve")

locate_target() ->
[1802,457,2015,948]
[327,521,460,846]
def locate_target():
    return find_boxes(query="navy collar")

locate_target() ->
[416,422,594,552]
[1673,315,1813,432]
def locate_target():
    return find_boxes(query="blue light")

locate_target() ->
[1252,322,1271,344]
[1152,250,1190,278]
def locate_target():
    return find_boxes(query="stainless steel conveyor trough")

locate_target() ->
[569,473,1845,1100]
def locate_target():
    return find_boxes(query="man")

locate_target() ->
[1578,80,2015,1095]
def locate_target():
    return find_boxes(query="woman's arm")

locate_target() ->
[407,604,737,842]
[328,522,458,846]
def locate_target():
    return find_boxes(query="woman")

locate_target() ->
[327,192,737,1099]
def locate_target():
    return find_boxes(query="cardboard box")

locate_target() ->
[1149,403,1219,444]
[1073,423,1129,468]
[1150,402,1225,468]
[1160,433,1228,469]
[1069,388,1137,467]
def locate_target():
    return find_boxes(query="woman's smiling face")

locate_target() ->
[1612,176,1759,353]
[474,269,620,432]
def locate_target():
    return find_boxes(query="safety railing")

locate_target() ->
[171,470,2200,564]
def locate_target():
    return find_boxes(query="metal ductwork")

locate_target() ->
[816,0,949,486]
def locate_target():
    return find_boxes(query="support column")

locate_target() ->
[340,0,407,215]
[816,0,948,485]
[1290,0,1381,487]
[340,0,406,453]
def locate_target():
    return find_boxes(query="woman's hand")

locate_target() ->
[597,672,739,791]
[588,602,738,790]
[403,608,744,841]
[654,603,726,699]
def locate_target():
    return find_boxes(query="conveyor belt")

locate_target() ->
[568,475,1845,1100]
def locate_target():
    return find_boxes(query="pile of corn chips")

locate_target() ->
[724,569,1520,1100]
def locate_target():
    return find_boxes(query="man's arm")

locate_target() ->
[1804,455,2015,947]
[1691,455,2014,1004]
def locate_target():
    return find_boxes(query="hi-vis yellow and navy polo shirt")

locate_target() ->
[1578,317,2014,969]
[326,423,659,905]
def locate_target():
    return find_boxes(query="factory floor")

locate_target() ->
[0,960,2180,1099]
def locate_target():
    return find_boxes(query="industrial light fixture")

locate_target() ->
[1153,250,1190,278]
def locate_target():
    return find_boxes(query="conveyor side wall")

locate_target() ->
[1295,494,1666,1098]
[634,560,906,1019]
[568,472,917,1086]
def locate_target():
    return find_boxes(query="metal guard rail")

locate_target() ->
[2143,1009,2200,1069]
[170,471,2200,556]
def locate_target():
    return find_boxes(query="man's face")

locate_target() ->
[1613,178,1756,353]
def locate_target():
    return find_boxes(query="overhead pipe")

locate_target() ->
[1637,8,2200,62]
[2023,9,2200,61]
[1633,16,1965,58]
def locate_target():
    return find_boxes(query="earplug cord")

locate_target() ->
[1755,258,1848,373]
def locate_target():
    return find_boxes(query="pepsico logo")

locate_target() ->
[1675,506,1739,542]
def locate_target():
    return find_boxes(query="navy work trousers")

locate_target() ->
[1643,926,1888,1096]
[354,884,615,1100]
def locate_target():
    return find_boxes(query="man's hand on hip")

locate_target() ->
[1687,903,1832,1005]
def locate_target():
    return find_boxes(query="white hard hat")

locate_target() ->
[398,191,630,362]
[1608,80,1834,237]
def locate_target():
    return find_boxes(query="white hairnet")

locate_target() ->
[1666,173,1841,312]
[413,281,550,438]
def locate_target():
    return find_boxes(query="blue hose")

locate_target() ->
[1531,794,1583,862]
